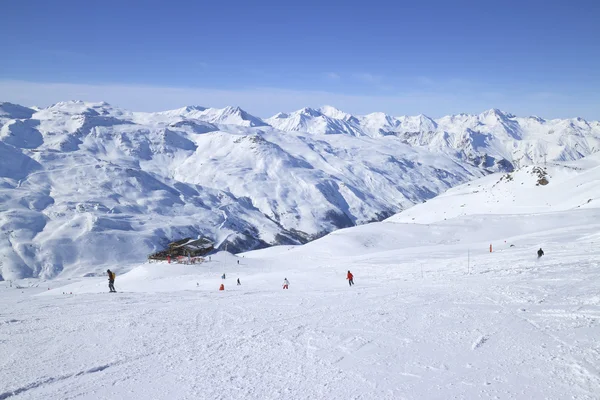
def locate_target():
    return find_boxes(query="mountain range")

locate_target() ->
[1,100,599,279]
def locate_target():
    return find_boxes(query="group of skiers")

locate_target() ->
[104,266,355,292]
[218,271,354,291]
[107,247,546,292]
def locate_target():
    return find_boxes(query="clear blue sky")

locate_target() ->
[1,0,599,119]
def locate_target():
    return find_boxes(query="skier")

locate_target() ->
[282,278,289,290]
[219,283,225,291]
[347,270,354,286]
[537,248,544,258]
[107,269,116,293]
[237,278,241,286]
[222,273,226,280]
[237,260,240,265]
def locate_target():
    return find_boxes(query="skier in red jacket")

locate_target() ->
[347,271,354,286]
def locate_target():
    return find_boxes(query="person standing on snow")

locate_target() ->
[537,248,544,258]
[237,278,241,286]
[107,269,116,293]
[282,278,289,289]
[347,270,354,286]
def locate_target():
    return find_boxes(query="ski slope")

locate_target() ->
[391,155,600,224]
[2,163,600,399]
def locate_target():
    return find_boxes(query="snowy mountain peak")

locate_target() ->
[0,102,35,119]
[157,105,266,127]
[157,105,208,118]
[33,101,128,120]
[181,105,208,113]
[48,100,113,110]
[479,108,515,121]
[481,108,505,116]
[297,107,323,117]
[271,112,289,119]
[364,111,390,119]
[211,105,267,127]
[413,114,438,129]
[318,105,354,120]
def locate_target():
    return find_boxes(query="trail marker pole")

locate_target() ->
[468,249,470,275]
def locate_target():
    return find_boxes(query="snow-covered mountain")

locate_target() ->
[0,101,482,280]
[154,105,267,127]
[1,100,599,280]
[0,102,36,120]
[269,106,600,170]
[266,107,363,136]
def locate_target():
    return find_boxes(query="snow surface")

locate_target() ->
[391,154,600,224]
[1,161,600,399]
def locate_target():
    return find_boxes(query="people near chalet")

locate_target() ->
[282,278,289,289]
[107,269,116,293]
[347,270,354,286]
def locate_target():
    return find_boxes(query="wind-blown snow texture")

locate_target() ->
[1,157,600,399]
[1,100,599,279]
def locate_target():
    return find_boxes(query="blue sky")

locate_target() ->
[1,0,599,118]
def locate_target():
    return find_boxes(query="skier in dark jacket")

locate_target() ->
[537,248,544,258]
[107,269,116,292]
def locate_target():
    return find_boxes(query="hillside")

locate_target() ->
[1,100,599,280]
[0,101,481,280]
[390,153,600,224]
